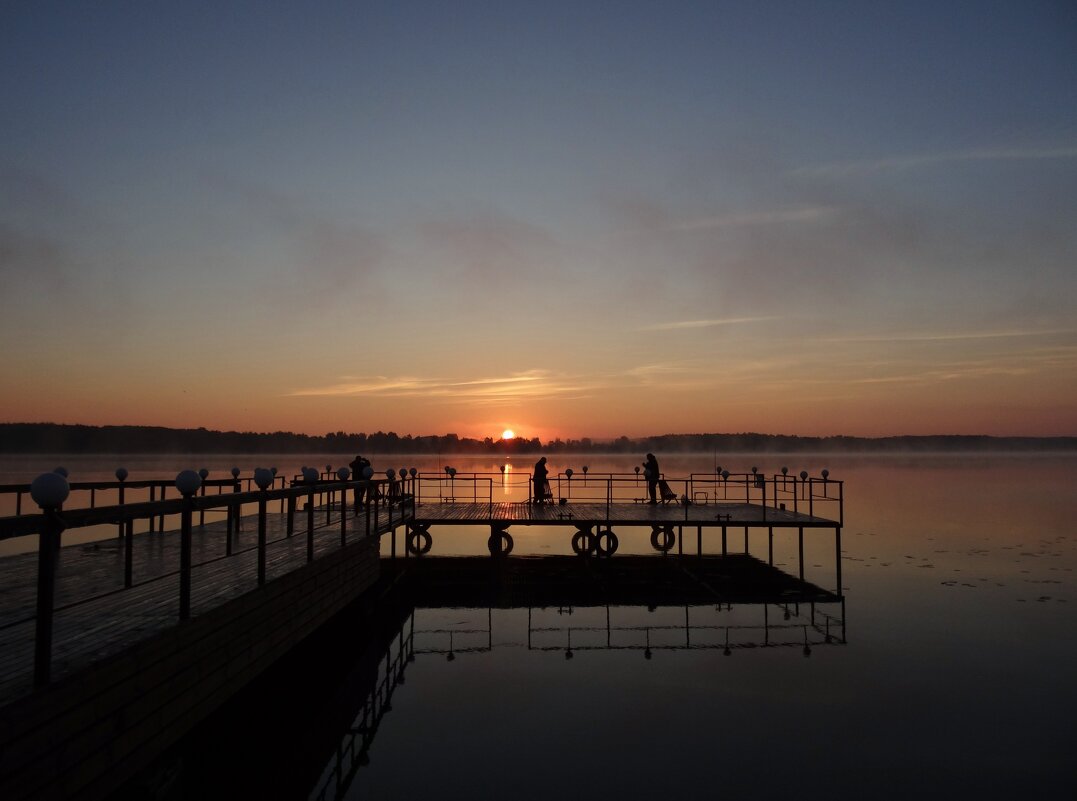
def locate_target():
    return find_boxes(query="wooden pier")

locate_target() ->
[0,469,844,800]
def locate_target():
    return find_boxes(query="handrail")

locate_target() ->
[4,477,412,689]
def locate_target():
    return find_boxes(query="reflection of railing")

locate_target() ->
[309,613,414,801]
[412,609,493,658]
[0,478,410,688]
[527,603,846,657]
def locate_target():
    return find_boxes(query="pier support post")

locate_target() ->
[721,525,727,556]
[798,526,804,583]
[744,526,749,554]
[835,526,842,596]
[287,495,295,537]
[695,525,700,556]
[768,526,773,565]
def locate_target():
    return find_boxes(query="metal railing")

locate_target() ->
[415,473,494,506]
[0,477,413,689]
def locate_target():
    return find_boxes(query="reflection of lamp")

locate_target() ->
[53,466,69,478]
[231,467,240,479]
[115,467,128,482]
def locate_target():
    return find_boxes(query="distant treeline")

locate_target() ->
[1,423,1075,455]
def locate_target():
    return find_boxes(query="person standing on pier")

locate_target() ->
[349,454,371,506]
[643,453,660,504]
[532,456,549,504]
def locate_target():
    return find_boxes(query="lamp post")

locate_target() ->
[253,467,273,582]
[115,467,128,539]
[31,472,69,687]
[176,470,202,619]
[337,466,351,544]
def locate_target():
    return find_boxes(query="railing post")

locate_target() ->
[340,485,347,546]
[34,510,62,687]
[287,494,296,537]
[30,470,67,688]
[258,492,267,585]
[116,470,127,539]
[307,485,315,562]
[176,472,201,621]
[124,518,134,588]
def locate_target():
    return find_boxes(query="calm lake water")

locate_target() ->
[4,453,1076,798]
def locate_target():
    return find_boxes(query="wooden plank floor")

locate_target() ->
[0,503,410,706]
[412,500,836,527]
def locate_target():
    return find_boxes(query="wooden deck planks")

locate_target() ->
[0,503,411,706]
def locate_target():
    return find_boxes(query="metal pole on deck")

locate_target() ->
[258,492,267,585]
[30,472,68,688]
[124,519,134,588]
[116,469,127,538]
[307,485,316,562]
[176,471,201,620]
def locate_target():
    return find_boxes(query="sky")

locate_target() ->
[2,1,1075,440]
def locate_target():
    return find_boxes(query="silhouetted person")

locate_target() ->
[349,454,371,506]
[643,453,660,504]
[533,456,549,503]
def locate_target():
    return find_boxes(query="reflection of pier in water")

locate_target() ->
[309,554,846,800]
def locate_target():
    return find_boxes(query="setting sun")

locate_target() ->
[501,429,515,440]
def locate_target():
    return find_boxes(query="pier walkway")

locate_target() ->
[0,500,401,705]
[0,469,844,800]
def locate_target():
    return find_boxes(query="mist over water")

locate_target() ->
[5,453,1076,797]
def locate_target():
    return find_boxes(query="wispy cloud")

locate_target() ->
[795,146,1077,177]
[287,369,599,405]
[641,316,780,332]
[668,206,836,230]
[820,328,1074,344]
